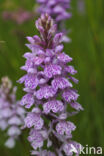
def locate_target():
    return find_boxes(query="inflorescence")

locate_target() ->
[0,77,25,148]
[19,13,83,156]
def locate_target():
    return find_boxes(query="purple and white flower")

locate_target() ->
[19,14,83,155]
[0,77,25,148]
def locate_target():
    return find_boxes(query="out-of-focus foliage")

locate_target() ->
[0,0,104,155]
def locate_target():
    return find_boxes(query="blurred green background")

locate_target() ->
[0,0,104,155]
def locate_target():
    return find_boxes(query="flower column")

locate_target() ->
[19,14,83,155]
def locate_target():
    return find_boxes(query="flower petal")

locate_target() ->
[44,64,62,78]
[58,52,72,63]
[43,100,64,114]
[52,77,72,90]
[21,93,34,108]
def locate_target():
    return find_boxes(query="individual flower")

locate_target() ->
[19,13,83,155]
[0,77,25,148]
[36,0,72,42]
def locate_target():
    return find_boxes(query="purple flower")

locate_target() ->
[0,77,25,148]
[28,128,48,150]
[62,89,79,103]
[43,100,64,114]
[44,64,62,78]
[20,93,34,108]
[36,0,72,42]
[56,121,76,137]
[25,111,44,129]
[19,14,83,155]
[63,141,82,156]
[52,77,73,90]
